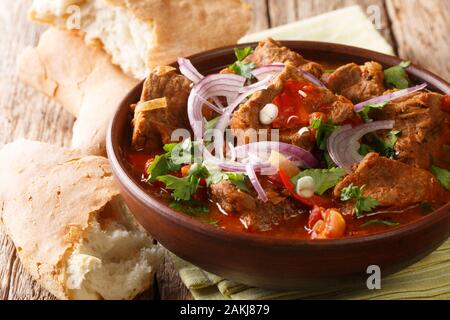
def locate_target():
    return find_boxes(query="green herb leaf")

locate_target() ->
[340,183,362,201]
[355,197,379,218]
[365,130,400,159]
[310,116,338,151]
[340,184,379,218]
[228,47,256,79]
[206,219,219,225]
[170,200,210,216]
[431,165,450,190]
[359,101,388,122]
[228,61,256,79]
[384,61,411,89]
[206,116,220,130]
[291,168,346,195]
[206,171,250,193]
[399,61,412,68]
[146,154,181,183]
[157,163,209,201]
[324,69,336,74]
[234,47,253,61]
[359,219,400,228]
[420,203,433,214]
[324,152,338,169]
[358,144,375,157]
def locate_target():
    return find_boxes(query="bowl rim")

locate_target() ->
[107,40,450,250]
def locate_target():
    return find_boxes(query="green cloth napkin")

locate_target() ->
[170,239,450,300]
[168,5,449,300]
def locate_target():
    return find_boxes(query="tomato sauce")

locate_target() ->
[271,80,329,128]
[123,60,448,240]
[125,150,434,239]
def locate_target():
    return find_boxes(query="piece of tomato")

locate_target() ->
[278,169,332,208]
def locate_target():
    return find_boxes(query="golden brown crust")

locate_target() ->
[29,0,252,69]
[0,140,120,299]
[17,28,139,155]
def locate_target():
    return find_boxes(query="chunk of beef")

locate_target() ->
[131,66,191,151]
[373,92,447,169]
[322,62,385,103]
[210,180,307,232]
[333,153,448,210]
[244,38,324,78]
[229,63,355,148]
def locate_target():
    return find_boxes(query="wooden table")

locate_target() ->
[0,0,449,300]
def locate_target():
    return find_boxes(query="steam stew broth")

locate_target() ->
[126,41,450,240]
[125,150,432,239]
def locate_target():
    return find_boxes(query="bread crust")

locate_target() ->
[28,0,252,70]
[116,0,252,67]
[17,28,139,156]
[0,140,121,299]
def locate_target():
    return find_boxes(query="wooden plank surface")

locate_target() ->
[386,0,450,79]
[0,0,448,300]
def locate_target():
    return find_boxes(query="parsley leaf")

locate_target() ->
[431,165,450,190]
[146,140,198,182]
[359,101,388,122]
[310,116,338,151]
[358,144,375,157]
[291,168,346,195]
[228,61,256,79]
[146,153,181,182]
[206,171,250,192]
[384,61,411,89]
[206,116,220,130]
[359,219,400,228]
[228,47,255,79]
[420,203,433,214]
[365,130,400,159]
[170,200,209,216]
[340,184,379,218]
[157,163,209,201]
[234,47,253,61]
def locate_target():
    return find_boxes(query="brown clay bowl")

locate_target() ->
[107,41,450,290]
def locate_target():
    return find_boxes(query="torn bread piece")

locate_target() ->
[0,139,161,300]
[29,0,252,79]
[17,28,139,155]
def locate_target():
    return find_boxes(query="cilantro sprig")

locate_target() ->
[359,101,388,123]
[310,116,338,151]
[340,184,379,218]
[359,219,400,228]
[291,168,346,195]
[384,61,411,89]
[363,130,400,159]
[169,200,210,216]
[228,47,255,79]
[206,171,249,192]
[157,163,209,201]
[431,165,450,190]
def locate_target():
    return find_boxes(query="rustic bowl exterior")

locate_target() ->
[107,41,450,290]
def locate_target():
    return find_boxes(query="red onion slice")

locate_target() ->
[354,83,427,112]
[327,120,395,172]
[234,141,319,168]
[178,57,204,83]
[246,163,268,202]
[187,74,246,139]
[301,70,325,87]
[252,65,285,81]
[214,81,271,135]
